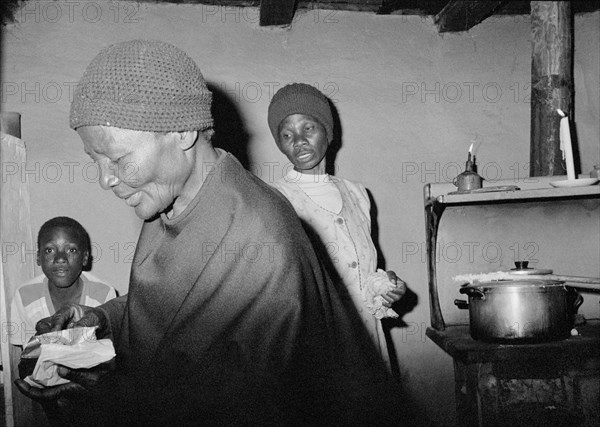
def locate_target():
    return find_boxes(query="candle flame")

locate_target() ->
[557,109,566,117]
[468,143,473,154]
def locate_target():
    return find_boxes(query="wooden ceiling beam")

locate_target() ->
[435,0,506,33]
[259,0,297,26]
[301,1,383,12]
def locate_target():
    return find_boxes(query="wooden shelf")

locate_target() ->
[433,184,599,205]
[425,175,600,207]
[426,320,600,364]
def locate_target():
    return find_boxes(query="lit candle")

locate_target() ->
[465,143,474,171]
[557,109,576,181]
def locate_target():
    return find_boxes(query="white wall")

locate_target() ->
[2,2,599,425]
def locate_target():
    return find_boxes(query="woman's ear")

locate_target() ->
[177,131,198,151]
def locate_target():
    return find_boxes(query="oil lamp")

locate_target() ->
[453,143,482,192]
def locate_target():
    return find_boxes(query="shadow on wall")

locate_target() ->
[208,83,251,169]
[330,99,422,403]
[367,188,419,324]
[369,187,420,383]
[332,95,421,330]
[325,98,342,176]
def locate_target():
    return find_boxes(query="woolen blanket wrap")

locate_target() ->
[70,39,213,132]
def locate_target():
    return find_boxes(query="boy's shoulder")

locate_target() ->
[81,272,110,285]
[81,272,116,290]
[13,274,48,306]
[81,272,118,300]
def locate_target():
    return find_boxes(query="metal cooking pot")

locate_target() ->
[456,279,582,343]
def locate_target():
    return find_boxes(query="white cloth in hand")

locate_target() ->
[23,326,115,388]
[363,269,399,320]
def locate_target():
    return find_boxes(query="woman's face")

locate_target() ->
[37,226,88,289]
[78,126,192,220]
[276,114,329,174]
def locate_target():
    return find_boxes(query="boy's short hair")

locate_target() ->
[37,216,91,254]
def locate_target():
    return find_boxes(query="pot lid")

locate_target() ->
[509,261,553,275]
[464,279,565,290]
[509,267,554,275]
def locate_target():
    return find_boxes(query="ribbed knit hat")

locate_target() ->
[70,39,213,132]
[268,83,333,142]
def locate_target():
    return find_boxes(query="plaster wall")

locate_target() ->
[2,2,599,425]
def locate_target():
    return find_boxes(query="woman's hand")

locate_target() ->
[14,359,115,402]
[380,270,407,308]
[35,303,110,339]
[14,303,114,404]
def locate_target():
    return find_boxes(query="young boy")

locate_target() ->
[9,216,117,346]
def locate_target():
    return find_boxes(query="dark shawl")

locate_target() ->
[84,153,406,426]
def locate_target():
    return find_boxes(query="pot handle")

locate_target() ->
[571,290,584,311]
[454,299,469,309]
[459,287,486,300]
[565,286,583,309]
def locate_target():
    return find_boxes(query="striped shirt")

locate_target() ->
[9,273,117,345]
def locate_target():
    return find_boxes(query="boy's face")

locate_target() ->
[276,114,329,174]
[37,226,89,288]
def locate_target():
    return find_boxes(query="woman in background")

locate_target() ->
[267,83,407,369]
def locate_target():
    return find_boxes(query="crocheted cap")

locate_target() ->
[70,39,213,132]
[268,83,333,142]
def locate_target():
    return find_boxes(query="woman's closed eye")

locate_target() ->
[109,155,126,166]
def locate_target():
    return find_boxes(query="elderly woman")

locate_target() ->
[15,40,407,426]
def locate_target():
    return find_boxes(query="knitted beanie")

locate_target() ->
[70,39,213,132]
[268,83,334,142]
